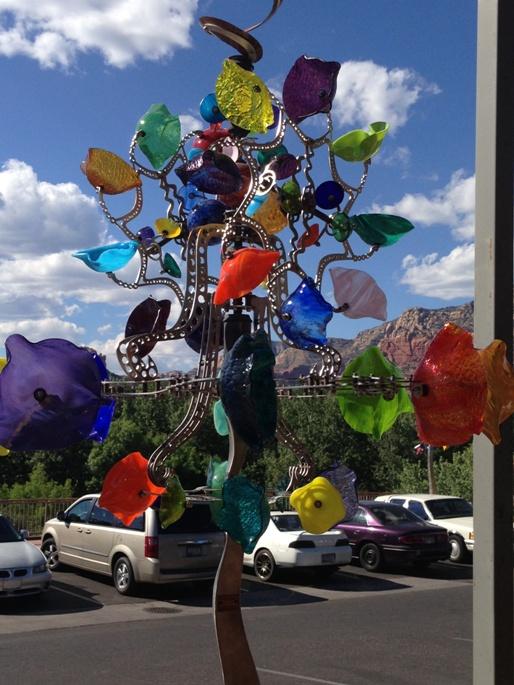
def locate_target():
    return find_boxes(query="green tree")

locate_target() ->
[6,463,73,499]
[434,446,473,501]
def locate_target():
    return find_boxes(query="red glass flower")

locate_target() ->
[412,324,487,446]
[213,248,280,305]
[99,452,166,526]
[479,340,514,445]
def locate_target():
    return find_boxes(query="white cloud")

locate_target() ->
[179,113,203,133]
[0,159,108,257]
[380,146,411,168]
[371,170,475,240]
[97,323,112,334]
[0,0,198,69]
[333,60,440,131]
[0,316,85,342]
[401,243,474,300]
[88,333,197,373]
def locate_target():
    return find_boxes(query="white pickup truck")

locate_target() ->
[375,494,474,562]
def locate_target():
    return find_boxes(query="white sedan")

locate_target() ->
[243,511,352,581]
[0,515,52,598]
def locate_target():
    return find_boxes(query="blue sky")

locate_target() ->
[0,1,477,371]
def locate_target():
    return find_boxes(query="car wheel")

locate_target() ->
[113,556,136,595]
[254,548,276,582]
[41,537,60,571]
[449,535,469,563]
[359,543,383,572]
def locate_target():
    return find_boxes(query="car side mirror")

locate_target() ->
[19,529,29,539]
[56,510,66,521]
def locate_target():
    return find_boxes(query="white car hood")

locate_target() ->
[0,541,45,568]
[433,516,474,534]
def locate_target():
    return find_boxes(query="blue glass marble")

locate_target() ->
[187,147,203,160]
[216,475,270,553]
[321,462,359,521]
[73,241,138,273]
[178,183,205,213]
[199,93,225,123]
[187,199,226,230]
[89,399,116,443]
[246,194,266,217]
[315,180,344,209]
[279,277,334,349]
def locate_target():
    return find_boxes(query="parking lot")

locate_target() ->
[0,560,474,684]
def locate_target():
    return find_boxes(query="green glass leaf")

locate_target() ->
[216,475,270,553]
[331,212,352,242]
[350,214,414,247]
[336,347,413,439]
[163,253,182,278]
[136,104,181,170]
[331,122,389,162]
[159,475,186,528]
[213,399,229,436]
[207,458,228,524]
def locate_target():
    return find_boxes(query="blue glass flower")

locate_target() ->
[73,241,138,273]
[279,277,334,349]
[178,183,205,213]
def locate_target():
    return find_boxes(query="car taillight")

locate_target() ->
[144,536,159,558]
[398,534,431,544]
[289,540,315,549]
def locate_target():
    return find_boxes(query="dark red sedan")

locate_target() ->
[335,501,451,571]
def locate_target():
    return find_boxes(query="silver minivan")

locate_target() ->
[41,494,225,594]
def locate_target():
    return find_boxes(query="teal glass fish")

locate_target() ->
[163,253,181,278]
[219,330,276,450]
[213,399,229,436]
[73,241,138,273]
[207,458,229,524]
[136,104,181,170]
[279,277,333,349]
[216,475,270,553]
[350,214,414,246]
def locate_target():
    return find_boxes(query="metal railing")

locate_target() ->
[0,498,75,538]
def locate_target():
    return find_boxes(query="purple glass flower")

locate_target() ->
[0,335,107,451]
[282,56,340,124]
[125,297,171,357]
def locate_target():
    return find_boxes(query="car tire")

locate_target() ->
[253,548,276,582]
[359,543,383,572]
[41,536,61,571]
[113,556,136,595]
[449,534,469,563]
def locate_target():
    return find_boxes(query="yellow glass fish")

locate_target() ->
[253,190,288,234]
[154,217,181,238]
[0,357,6,372]
[290,476,346,534]
[479,340,514,445]
[81,148,142,195]
[0,445,9,456]
[215,59,274,134]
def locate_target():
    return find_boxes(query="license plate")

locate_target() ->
[322,553,336,563]
[186,545,203,557]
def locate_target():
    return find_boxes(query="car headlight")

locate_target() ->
[468,532,474,540]
[33,562,48,574]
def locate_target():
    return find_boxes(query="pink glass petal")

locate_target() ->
[329,267,387,320]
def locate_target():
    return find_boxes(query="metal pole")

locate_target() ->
[427,445,436,494]
[473,1,513,684]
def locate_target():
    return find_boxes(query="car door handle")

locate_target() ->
[84,529,92,534]
[77,527,83,533]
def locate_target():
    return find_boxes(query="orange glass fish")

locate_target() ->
[412,323,487,446]
[213,248,280,305]
[479,340,514,445]
[81,148,142,195]
[98,451,166,526]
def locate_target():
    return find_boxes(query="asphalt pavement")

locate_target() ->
[0,561,474,684]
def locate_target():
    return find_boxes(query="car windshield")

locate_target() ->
[272,514,302,532]
[425,498,473,519]
[0,515,22,543]
[367,504,422,525]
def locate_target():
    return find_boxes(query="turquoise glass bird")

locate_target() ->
[73,241,138,272]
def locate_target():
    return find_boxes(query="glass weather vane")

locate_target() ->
[0,2,513,683]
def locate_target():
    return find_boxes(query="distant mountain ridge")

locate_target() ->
[274,301,475,378]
